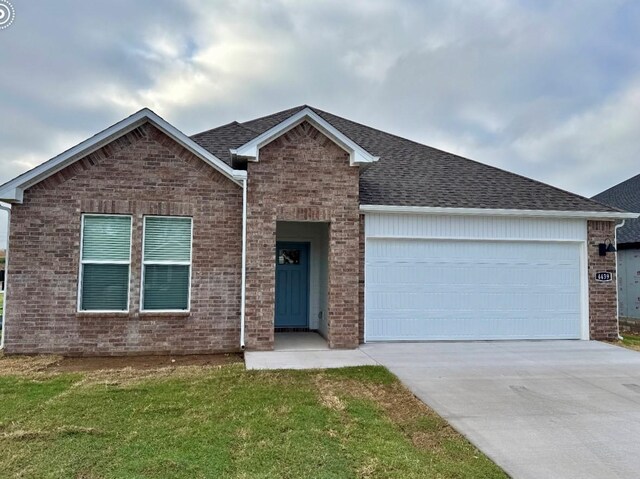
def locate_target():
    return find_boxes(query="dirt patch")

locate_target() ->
[48,353,242,372]
[0,354,63,376]
[315,375,346,411]
[315,374,459,454]
[0,352,242,376]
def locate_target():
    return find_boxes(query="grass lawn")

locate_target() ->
[0,355,506,479]
[0,291,3,317]
[619,333,640,351]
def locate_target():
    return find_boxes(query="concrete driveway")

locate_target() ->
[361,340,640,479]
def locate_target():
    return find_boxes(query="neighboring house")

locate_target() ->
[594,175,640,321]
[0,106,635,355]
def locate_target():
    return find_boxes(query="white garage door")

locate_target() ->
[365,239,583,341]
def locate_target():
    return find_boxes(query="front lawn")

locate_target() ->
[0,356,506,478]
[620,333,640,351]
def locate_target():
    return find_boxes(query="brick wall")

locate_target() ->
[587,220,619,340]
[5,123,243,355]
[244,121,360,350]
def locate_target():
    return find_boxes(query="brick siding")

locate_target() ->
[244,121,360,350]
[587,220,619,340]
[4,123,243,355]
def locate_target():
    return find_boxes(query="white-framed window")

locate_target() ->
[78,214,132,312]
[141,216,193,312]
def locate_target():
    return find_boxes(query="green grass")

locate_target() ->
[0,360,506,479]
[620,333,640,351]
[0,291,3,318]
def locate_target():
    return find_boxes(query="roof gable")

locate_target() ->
[229,107,379,166]
[0,108,246,203]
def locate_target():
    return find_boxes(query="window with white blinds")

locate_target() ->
[142,216,192,311]
[79,215,132,311]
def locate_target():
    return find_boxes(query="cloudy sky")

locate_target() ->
[1,0,640,247]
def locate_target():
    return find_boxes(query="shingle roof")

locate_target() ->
[593,174,640,243]
[190,105,620,213]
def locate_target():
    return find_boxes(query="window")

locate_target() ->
[79,215,132,312]
[278,249,300,265]
[142,216,192,311]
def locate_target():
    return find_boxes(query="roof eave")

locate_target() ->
[359,204,639,220]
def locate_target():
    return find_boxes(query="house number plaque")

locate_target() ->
[594,271,612,282]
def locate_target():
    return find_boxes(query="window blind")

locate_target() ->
[80,215,131,311]
[142,217,192,311]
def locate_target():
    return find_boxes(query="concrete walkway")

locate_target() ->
[361,340,640,479]
[245,332,378,370]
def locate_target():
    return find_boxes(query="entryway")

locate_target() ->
[274,221,329,337]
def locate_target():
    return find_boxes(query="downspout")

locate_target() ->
[0,203,10,350]
[615,220,626,341]
[240,177,247,350]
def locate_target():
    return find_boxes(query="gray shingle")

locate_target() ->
[190,106,619,213]
[593,174,640,243]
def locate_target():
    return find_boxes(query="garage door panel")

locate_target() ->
[368,292,580,312]
[367,264,579,291]
[365,239,583,341]
[370,317,580,340]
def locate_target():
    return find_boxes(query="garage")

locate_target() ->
[363,212,588,342]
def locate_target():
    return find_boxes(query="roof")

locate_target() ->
[0,108,247,202]
[191,105,626,215]
[0,105,629,218]
[593,174,640,243]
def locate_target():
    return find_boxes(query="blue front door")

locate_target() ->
[275,242,310,328]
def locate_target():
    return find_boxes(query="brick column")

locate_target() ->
[244,208,277,351]
[327,216,360,349]
[587,220,619,340]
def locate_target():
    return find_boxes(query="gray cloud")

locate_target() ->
[1,0,640,247]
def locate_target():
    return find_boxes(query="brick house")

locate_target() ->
[0,106,635,355]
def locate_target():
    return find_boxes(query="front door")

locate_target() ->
[275,242,310,328]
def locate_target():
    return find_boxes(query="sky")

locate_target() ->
[1,0,640,248]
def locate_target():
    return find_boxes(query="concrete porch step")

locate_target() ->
[244,349,379,370]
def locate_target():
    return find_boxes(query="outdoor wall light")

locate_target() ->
[598,239,616,256]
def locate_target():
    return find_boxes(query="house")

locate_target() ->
[0,106,635,355]
[594,175,640,323]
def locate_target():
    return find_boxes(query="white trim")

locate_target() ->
[365,235,586,243]
[0,108,247,203]
[579,241,590,340]
[140,215,193,313]
[240,178,247,349]
[359,204,639,220]
[78,214,133,313]
[230,107,379,166]
[614,220,626,339]
[362,225,367,344]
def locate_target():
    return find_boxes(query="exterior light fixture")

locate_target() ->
[598,239,616,256]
